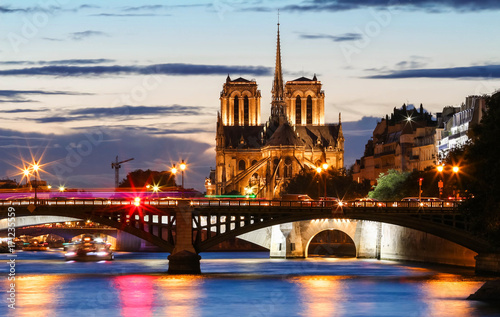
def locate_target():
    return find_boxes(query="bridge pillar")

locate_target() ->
[475,253,500,275]
[167,200,201,274]
[270,223,305,258]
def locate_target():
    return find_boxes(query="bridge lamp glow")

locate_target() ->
[180,160,186,171]
[59,186,65,192]
[322,163,328,170]
[405,115,413,122]
[152,185,160,193]
[437,165,444,173]
[171,165,177,174]
[23,169,30,177]
[452,166,459,173]
[316,167,322,173]
[134,197,141,207]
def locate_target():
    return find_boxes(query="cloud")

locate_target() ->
[122,5,166,11]
[68,105,204,117]
[0,63,272,77]
[90,13,171,17]
[0,59,115,66]
[0,89,91,103]
[0,90,90,97]
[69,30,108,41]
[342,116,379,167]
[0,5,63,14]
[366,64,500,79]
[279,0,500,13]
[122,4,207,11]
[299,32,363,42]
[25,105,210,124]
[0,109,48,113]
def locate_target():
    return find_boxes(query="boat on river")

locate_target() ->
[64,236,114,261]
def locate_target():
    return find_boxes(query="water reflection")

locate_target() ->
[293,276,347,316]
[418,274,484,317]
[15,275,63,316]
[155,275,202,316]
[114,275,154,317]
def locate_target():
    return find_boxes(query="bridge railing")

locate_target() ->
[0,198,459,210]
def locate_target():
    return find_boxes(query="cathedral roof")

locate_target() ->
[266,122,304,147]
[290,76,313,82]
[231,77,252,83]
[294,125,340,149]
[222,126,264,149]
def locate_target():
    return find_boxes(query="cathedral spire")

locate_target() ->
[271,20,285,120]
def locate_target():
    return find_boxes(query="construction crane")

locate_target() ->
[111,156,134,188]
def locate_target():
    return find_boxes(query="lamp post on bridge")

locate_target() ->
[171,160,187,198]
[316,163,329,199]
[436,164,460,200]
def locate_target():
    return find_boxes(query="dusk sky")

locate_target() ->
[1,0,499,191]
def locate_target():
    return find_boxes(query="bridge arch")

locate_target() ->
[305,229,356,258]
[301,219,357,257]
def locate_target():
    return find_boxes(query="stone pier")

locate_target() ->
[167,200,201,274]
[475,253,500,275]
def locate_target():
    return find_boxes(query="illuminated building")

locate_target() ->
[207,24,344,198]
[352,104,438,184]
[438,95,486,158]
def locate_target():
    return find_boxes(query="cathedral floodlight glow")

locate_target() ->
[206,23,344,199]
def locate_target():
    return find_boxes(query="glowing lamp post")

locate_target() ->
[316,166,322,199]
[418,178,423,202]
[321,163,328,199]
[32,161,39,203]
[180,160,186,189]
[172,160,187,198]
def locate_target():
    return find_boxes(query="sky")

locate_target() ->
[1,0,499,192]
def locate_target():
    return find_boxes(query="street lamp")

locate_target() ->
[30,160,40,204]
[180,160,186,189]
[59,186,65,192]
[436,164,460,200]
[321,163,328,199]
[418,178,423,202]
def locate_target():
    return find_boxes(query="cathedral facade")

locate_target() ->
[206,25,344,199]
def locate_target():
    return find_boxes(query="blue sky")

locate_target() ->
[1,0,499,191]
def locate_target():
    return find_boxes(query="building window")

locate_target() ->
[244,96,249,126]
[238,160,246,171]
[306,96,313,124]
[251,160,257,166]
[295,96,301,125]
[234,96,239,126]
[273,158,280,177]
[284,157,292,178]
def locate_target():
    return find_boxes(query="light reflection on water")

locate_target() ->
[0,251,498,317]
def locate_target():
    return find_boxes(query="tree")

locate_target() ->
[283,167,370,200]
[460,92,500,245]
[118,169,176,188]
[368,169,411,200]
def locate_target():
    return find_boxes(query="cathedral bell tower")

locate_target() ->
[219,76,261,127]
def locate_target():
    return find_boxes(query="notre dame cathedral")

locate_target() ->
[205,24,344,199]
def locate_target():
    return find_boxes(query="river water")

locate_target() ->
[1,251,499,317]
